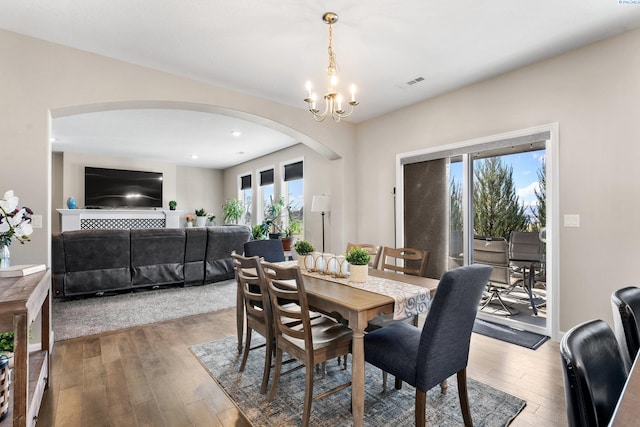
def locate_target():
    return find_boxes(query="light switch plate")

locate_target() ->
[564,214,580,227]
[31,214,43,228]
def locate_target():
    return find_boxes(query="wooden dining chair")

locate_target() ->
[263,262,352,427]
[232,253,274,394]
[364,264,493,427]
[346,242,382,269]
[379,246,429,277]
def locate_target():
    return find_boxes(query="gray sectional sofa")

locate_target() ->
[51,225,250,298]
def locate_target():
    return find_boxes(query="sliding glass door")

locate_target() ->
[402,128,551,332]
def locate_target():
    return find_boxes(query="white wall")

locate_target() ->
[356,29,640,333]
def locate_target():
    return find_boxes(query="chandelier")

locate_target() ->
[304,12,359,123]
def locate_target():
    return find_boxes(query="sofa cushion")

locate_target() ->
[205,225,251,283]
[130,228,185,287]
[185,227,207,285]
[62,229,132,296]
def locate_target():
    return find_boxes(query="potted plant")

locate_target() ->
[195,208,207,227]
[263,195,286,239]
[207,214,216,226]
[281,218,302,251]
[168,200,177,211]
[346,247,371,283]
[185,214,195,228]
[251,224,268,240]
[222,199,244,224]
[0,331,14,368]
[293,240,315,269]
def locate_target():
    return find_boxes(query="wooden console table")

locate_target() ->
[0,270,51,427]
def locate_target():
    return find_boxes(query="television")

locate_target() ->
[84,167,163,208]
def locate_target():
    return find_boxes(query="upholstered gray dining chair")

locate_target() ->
[611,286,640,371]
[364,264,492,427]
[244,239,285,262]
[560,319,628,427]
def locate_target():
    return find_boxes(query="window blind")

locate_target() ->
[284,161,303,182]
[240,174,251,190]
[260,169,274,186]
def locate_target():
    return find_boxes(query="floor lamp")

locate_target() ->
[311,195,331,253]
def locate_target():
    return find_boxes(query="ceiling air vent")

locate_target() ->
[406,76,425,86]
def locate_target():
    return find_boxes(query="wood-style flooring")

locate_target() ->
[35,307,567,426]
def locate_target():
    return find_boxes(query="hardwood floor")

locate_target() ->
[35,307,567,426]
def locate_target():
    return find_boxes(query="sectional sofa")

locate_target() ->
[51,225,250,298]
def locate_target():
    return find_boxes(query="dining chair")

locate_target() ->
[379,246,429,277]
[560,319,628,427]
[244,239,286,262]
[611,286,640,371]
[473,236,518,315]
[364,264,493,427]
[263,262,352,427]
[233,254,274,394]
[346,242,382,269]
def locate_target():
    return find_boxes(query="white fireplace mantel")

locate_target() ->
[57,209,182,232]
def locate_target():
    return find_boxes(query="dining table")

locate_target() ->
[236,263,439,427]
[609,350,640,426]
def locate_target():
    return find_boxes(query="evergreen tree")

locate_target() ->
[450,177,463,232]
[473,157,528,239]
[533,159,546,230]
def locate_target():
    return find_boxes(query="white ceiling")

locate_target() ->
[3,1,640,168]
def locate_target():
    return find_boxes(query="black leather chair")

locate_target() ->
[560,319,628,427]
[205,226,251,283]
[243,239,285,262]
[364,264,492,427]
[611,286,640,370]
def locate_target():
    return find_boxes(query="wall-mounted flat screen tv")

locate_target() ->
[84,167,163,208]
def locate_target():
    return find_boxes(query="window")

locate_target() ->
[239,174,252,225]
[259,168,274,224]
[283,160,304,232]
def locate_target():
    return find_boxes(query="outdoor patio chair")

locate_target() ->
[473,236,518,316]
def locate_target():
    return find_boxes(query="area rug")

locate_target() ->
[473,318,549,350]
[191,335,526,426]
[53,279,236,341]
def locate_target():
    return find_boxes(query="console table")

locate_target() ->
[57,209,182,231]
[0,270,51,427]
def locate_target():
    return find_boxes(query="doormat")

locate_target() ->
[473,318,549,350]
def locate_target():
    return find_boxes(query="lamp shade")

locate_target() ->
[311,195,331,213]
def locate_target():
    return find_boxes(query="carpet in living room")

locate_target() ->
[191,335,526,427]
[52,279,237,341]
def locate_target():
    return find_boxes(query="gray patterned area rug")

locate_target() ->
[191,335,526,426]
[53,279,236,341]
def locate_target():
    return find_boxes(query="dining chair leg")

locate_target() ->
[395,376,403,390]
[440,379,448,394]
[415,388,427,427]
[267,346,284,403]
[457,369,473,427]
[302,364,315,427]
[239,327,252,372]
[259,334,272,394]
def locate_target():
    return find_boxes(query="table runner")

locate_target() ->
[281,261,430,320]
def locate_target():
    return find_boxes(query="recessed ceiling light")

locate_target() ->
[231,130,242,137]
[236,151,245,155]
[191,154,199,159]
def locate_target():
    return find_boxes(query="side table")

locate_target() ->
[0,270,51,427]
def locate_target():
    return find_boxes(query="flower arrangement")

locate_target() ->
[185,214,195,222]
[0,190,33,247]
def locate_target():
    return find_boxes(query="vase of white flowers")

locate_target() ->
[0,190,34,268]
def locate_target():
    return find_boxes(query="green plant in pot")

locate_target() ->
[251,223,268,240]
[346,247,371,283]
[207,214,216,226]
[263,195,286,238]
[281,218,302,251]
[222,199,244,224]
[293,240,315,269]
[168,200,177,210]
[194,208,207,226]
